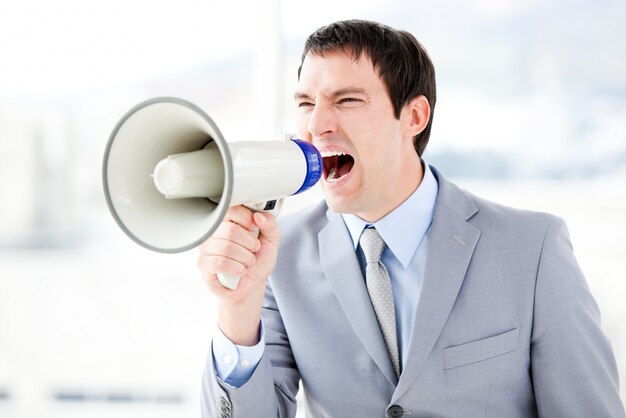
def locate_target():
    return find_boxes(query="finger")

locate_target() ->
[223,205,259,233]
[203,221,261,253]
[197,253,246,277]
[199,268,235,297]
[200,238,257,267]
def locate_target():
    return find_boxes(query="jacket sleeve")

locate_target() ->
[531,216,625,417]
[201,281,301,418]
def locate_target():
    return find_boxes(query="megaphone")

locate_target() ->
[102,97,321,289]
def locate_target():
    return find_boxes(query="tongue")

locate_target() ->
[338,159,354,177]
[327,158,354,180]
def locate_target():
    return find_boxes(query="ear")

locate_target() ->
[402,95,430,140]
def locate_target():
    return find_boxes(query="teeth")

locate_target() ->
[321,151,349,158]
[327,167,337,180]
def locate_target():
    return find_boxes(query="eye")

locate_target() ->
[337,97,364,106]
[297,101,314,108]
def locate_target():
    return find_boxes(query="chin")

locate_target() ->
[321,182,369,214]
[323,196,359,215]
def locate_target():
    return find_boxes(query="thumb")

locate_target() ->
[253,212,280,246]
[247,211,281,281]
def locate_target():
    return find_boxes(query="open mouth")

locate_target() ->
[322,151,355,182]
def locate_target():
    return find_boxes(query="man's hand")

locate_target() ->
[197,205,280,346]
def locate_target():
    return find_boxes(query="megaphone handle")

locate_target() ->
[217,273,243,290]
[217,228,261,290]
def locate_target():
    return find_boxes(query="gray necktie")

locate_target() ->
[360,227,401,377]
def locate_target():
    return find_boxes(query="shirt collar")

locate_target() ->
[342,161,438,268]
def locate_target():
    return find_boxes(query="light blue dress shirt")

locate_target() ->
[213,162,438,387]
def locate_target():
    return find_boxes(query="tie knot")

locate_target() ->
[359,227,386,264]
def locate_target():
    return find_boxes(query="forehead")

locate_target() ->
[297,49,384,94]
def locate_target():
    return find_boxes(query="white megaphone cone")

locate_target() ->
[102,97,321,289]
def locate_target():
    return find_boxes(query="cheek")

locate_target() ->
[296,114,311,141]
[360,134,400,175]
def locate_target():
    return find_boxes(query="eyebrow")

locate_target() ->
[294,87,369,101]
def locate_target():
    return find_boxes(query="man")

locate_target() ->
[198,20,625,417]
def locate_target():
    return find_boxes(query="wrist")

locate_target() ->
[217,298,263,346]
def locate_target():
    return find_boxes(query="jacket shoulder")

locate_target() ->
[277,199,329,243]
[468,191,560,228]
[431,165,561,233]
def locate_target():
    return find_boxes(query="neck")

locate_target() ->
[357,159,424,223]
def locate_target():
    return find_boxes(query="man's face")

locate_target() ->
[295,49,421,222]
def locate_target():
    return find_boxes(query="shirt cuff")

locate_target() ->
[212,320,265,387]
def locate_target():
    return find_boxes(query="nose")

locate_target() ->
[306,104,337,139]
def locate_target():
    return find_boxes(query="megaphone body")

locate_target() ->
[103,97,321,289]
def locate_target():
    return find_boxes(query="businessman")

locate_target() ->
[198,20,625,417]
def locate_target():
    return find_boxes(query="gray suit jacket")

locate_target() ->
[202,166,625,418]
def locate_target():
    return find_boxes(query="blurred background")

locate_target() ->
[0,0,625,416]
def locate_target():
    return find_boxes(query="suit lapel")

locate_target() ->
[318,210,399,385]
[393,169,481,401]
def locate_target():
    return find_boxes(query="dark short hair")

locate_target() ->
[298,20,437,156]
